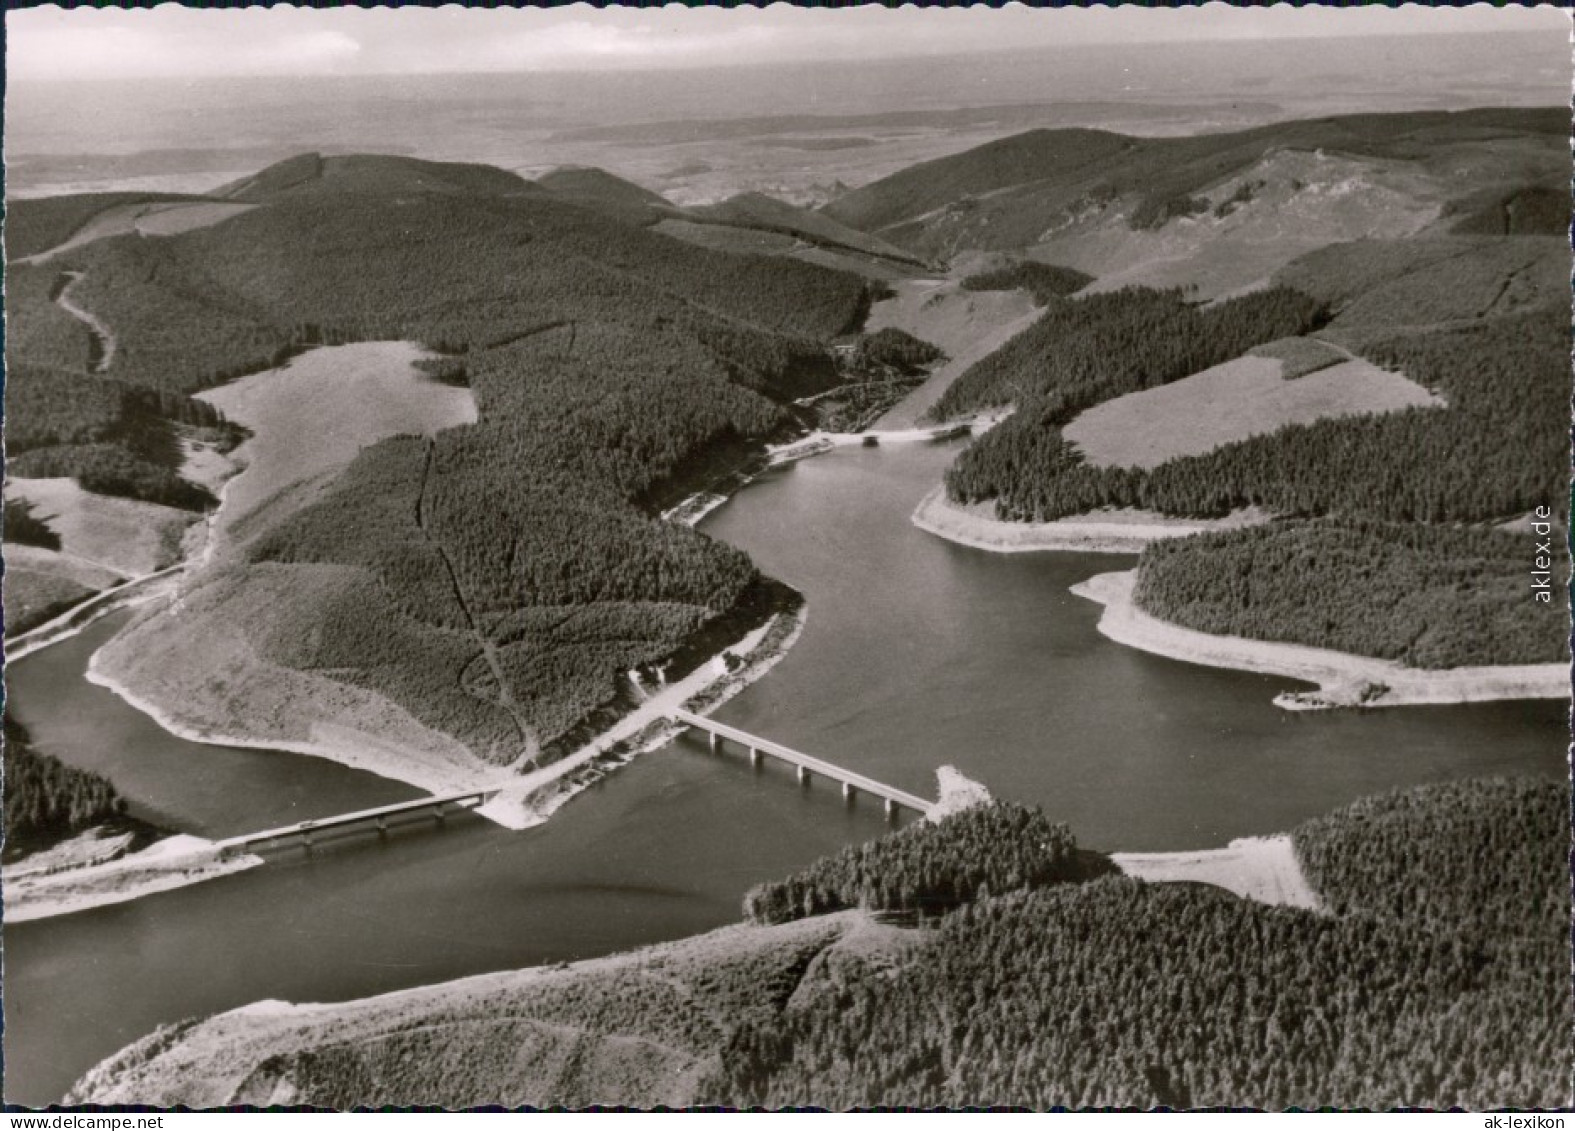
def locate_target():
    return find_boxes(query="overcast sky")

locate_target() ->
[8,3,1569,82]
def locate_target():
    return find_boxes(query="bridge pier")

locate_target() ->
[215,787,501,858]
[668,709,932,819]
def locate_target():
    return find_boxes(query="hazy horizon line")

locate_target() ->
[6,23,1563,86]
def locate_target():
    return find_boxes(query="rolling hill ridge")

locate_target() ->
[823,108,1568,295]
[6,151,888,776]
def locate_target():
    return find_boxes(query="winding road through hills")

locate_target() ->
[53,271,116,373]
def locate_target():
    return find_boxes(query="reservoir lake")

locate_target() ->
[5,440,1565,1104]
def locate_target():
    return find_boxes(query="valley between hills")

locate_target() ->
[3,105,1570,1107]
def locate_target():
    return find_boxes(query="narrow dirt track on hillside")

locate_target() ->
[53,271,116,372]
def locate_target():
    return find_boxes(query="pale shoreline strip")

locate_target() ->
[1113,835,1323,912]
[911,486,1269,554]
[480,602,807,828]
[41,604,803,918]
[4,836,265,924]
[4,566,186,663]
[82,603,803,831]
[1073,570,1569,710]
[11,350,816,915]
[84,654,498,801]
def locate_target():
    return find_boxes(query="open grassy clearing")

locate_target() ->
[1036,149,1447,299]
[862,277,1040,428]
[1063,353,1442,469]
[3,569,99,637]
[196,341,477,551]
[131,201,257,237]
[4,479,193,576]
[15,199,256,264]
[1113,835,1322,912]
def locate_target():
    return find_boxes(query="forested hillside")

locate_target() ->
[1274,236,1566,339]
[933,285,1325,425]
[248,324,786,752]
[823,127,1136,235]
[5,355,242,511]
[3,497,62,551]
[823,109,1568,259]
[902,117,1568,665]
[702,778,1569,1108]
[743,802,1083,924]
[3,715,128,858]
[810,327,944,431]
[217,152,537,202]
[536,165,677,226]
[1293,778,1565,936]
[7,154,881,768]
[689,192,922,265]
[84,782,1570,1108]
[960,260,1093,305]
[1135,521,1569,669]
[941,304,1567,664]
[4,191,208,261]
[32,190,865,397]
[939,242,1565,529]
[1446,185,1570,235]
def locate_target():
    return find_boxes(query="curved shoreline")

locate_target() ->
[911,486,1269,554]
[84,598,808,832]
[1073,570,1570,710]
[33,597,806,920]
[32,395,815,919]
[5,835,265,925]
[483,599,809,828]
[84,648,500,800]
[4,566,186,663]
[53,339,814,831]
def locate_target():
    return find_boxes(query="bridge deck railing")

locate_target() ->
[672,709,933,814]
[214,787,498,853]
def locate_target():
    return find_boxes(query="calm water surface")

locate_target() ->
[5,612,423,838]
[5,441,1565,1104]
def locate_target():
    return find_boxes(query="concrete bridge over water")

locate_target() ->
[214,787,498,855]
[671,708,934,819]
[214,709,933,857]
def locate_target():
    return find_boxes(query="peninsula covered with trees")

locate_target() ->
[5,154,884,772]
